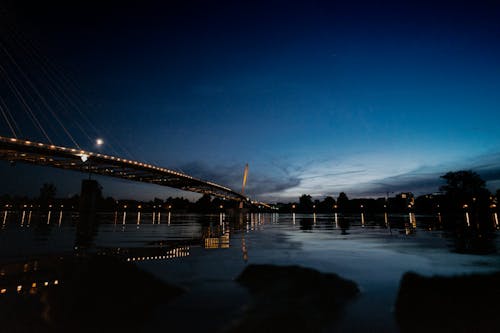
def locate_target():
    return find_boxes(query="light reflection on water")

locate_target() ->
[0,211,499,332]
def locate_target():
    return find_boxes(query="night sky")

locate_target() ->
[1,0,500,202]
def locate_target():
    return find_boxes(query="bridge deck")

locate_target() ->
[0,136,247,201]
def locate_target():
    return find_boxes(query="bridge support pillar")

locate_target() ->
[80,179,100,215]
[77,179,100,250]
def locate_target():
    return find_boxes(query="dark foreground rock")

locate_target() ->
[228,264,359,333]
[0,255,184,333]
[395,271,500,333]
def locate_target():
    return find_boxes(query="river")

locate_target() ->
[1,210,499,332]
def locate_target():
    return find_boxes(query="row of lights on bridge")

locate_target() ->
[5,136,209,183]
[4,136,244,201]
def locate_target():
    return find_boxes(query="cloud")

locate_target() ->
[333,151,500,197]
[178,161,301,198]
[261,151,500,200]
[178,151,500,202]
[359,173,444,197]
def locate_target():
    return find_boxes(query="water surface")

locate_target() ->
[1,211,499,332]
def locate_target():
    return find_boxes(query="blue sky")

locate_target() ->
[1,0,500,201]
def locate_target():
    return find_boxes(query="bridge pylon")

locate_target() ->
[239,164,249,209]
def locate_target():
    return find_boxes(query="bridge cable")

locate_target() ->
[0,98,18,137]
[0,63,53,143]
[4,28,97,147]
[32,58,135,158]
[0,51,63,144]
[0,8,136,159]
[0,41,81,148]
[4,30,96,145]
[0,95,22,137]
[14,28,138,159]
[4,24,135,158]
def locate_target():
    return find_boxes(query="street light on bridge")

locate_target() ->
[80,138,102,179]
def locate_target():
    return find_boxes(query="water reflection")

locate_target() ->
[75,216,98,251]
[203,217,230,249]
[0,210,499,332]
[0,256,62,296]
[448,229,497,255]
[241,236,248,262]
[339,216,350,234]
[409,212,417,228]
[0,252,183,332]
[299,217,313,230]
[115,246,190,262]
[2,208,499,233]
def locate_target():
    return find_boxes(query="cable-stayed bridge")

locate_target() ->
[0,135,249,202]
[0,12,275,207]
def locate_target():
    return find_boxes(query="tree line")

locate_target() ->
[0,183,245,213]
[278,171,499,215]
[1,170,499,216]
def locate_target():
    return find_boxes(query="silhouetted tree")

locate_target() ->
[388,193,414,213]
[152,197,164,206]
[318,196,336,213]
[195,194,212,212]
[337,192,349,213]
[415,195,435,214]
[39,183,56,205]
[0,194,12,206]
[439,171,492,229]
[440,171,490,210]
[440,171,487,198]
[277,202,296,213]
[101,196,117,210]
[298,194,313,212]
[165,196,191,211]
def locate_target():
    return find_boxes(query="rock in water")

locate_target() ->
[229,264,359,332]
[395,271,500,333]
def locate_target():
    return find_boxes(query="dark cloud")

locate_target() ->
[179,161,301,198]
[360,152,500,197]
[360,173,444,197]
[301,170,366,180]
[181,152,500,201]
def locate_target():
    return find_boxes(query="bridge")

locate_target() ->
[0,135,249,202]
[0,16,273,208]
